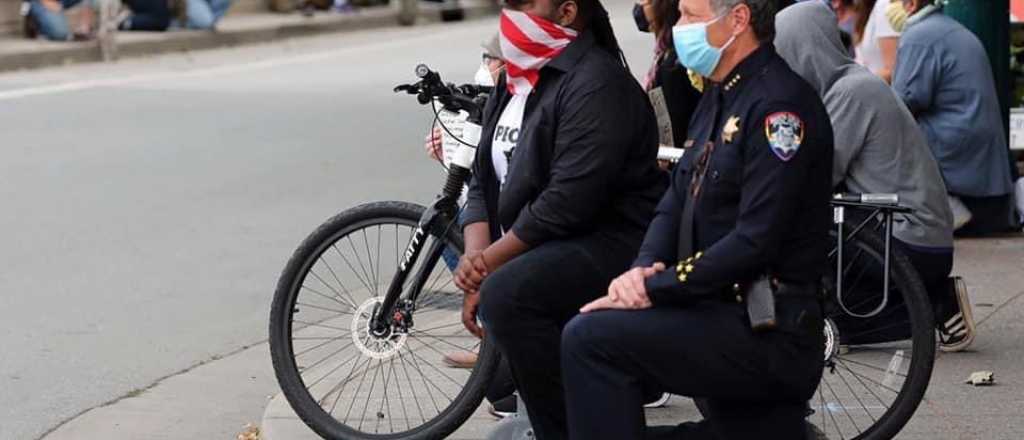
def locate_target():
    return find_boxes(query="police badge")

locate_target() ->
[765,112,804,162]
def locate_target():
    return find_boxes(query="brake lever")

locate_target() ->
[393,84,418,94]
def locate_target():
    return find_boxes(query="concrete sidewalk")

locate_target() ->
[0,1,497,72]
[41,235,1023,440]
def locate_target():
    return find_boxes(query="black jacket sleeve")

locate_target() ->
[509,83,636,245]
[632,170,685,268]
[645,103,816,305]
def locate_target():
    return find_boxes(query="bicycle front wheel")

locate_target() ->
[269,201,499,440]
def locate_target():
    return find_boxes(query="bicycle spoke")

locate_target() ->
[295,334,352,359]
[408,330,477,352]
[316,256,360,309]
[832,361,879,424]
[362,229,378,290]
[342,354,377,424]
[311,347,363,401]
[303,276,357,311]
[296,301,354,317]
[347,236,378,296]
[831,360,888,419]
[406,337,470,390]
[396,347,430,422]
[821,372,861,435]
[328,355,373,417]
[402,344,445,413]
[357,359,384,431]
[302,341,359,384]
[333,243,375,297]
[835,359,904,395]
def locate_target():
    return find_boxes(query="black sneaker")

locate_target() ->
[488,394,516,418]
[937,276,976,352]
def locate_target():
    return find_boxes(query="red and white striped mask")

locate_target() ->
[499,9,578,95]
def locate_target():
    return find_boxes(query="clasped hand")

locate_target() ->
[580,262,665,313]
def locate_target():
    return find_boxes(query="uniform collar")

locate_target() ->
[715,43,775,95]
[547,30,596,72]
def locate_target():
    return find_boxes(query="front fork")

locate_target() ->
[370,121,481,335]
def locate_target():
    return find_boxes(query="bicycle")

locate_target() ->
[269,65,500,440]
[269,65,935,440]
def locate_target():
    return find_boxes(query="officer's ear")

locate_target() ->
[727,3,751,38]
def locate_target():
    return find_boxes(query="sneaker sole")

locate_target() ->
[939,277,976,352]
[643,393,671,408]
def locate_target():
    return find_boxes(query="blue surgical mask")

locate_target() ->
[672,13,736,78]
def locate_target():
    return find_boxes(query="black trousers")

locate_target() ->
[479,233,637,440]
[561,298,825,440]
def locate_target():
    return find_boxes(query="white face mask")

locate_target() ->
[474,63,495,86]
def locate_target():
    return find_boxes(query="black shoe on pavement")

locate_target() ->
[488,394,517,419]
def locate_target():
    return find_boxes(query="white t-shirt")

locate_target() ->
[855,0,900,74]
[491,94,528,189]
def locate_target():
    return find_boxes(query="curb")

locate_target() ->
[0,2,497,73]
[261,392,321,440]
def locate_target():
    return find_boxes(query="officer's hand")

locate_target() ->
[580,294,648,313]
[461,291,485,339]
[605,263,665,309]
[454,251,489,294]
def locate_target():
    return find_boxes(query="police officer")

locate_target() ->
[560,0,834,439]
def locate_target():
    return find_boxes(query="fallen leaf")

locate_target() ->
[238,423,261,440]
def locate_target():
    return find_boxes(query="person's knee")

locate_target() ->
[478,268,527,335]
[562,312,615,359]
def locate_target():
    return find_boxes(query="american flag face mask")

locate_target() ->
[498,8,578,95]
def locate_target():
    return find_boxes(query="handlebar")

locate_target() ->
[394,64,490,124]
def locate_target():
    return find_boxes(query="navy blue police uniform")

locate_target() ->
[561,43,835,440]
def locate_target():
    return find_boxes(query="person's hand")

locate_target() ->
[581,263,664,313]
[424,127,444,163]
[454,250,489,294]
[462,291,485,338]
[657,159,672,171]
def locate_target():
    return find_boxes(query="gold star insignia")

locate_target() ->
[723,116,740,143]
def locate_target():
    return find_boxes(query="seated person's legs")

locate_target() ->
[562,299,824,440]
[183,0,215,29]
[28,0,83,40]
[479,233,635,440]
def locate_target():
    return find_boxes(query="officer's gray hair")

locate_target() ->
[708,0,777,43]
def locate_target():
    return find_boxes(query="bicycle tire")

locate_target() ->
[815,227,935,440]
[269,201,500,440]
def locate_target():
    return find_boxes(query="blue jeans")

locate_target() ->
[29,0,86,41]
[170,0,232,29]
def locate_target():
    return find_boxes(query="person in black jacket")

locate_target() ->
[451,0,666,438]
[561,0,834,438]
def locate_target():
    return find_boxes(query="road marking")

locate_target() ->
[0,23,490,103]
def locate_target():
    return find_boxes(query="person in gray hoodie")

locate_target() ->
[775,1,975,352]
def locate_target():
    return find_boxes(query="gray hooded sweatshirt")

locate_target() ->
[775,1,953,249]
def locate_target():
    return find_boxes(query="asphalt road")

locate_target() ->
[0,5,653,439]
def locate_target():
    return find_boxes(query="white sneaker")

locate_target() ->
[938,277,977,352]
[643,393,671,408]
[948,196,973,231]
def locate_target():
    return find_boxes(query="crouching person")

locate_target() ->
[561,0,834,438]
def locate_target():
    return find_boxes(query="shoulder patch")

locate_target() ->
[764,112,804,162]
